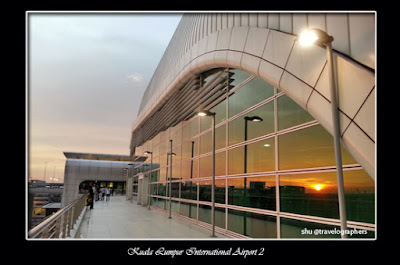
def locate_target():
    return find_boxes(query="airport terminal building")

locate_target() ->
[127,13,375,239]
[59,12,375,239]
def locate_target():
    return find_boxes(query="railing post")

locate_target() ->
[55,216,62,238]
[66,208,72,237]
[41,226,50,238]
[61,211,67,238]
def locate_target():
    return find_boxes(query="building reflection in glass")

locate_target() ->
[228,176,276,211]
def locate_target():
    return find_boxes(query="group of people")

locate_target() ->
[95,186,112,201]
[86,184,114,209]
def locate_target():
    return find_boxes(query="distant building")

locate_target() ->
[61,152,148,206]
[28,180,63,229]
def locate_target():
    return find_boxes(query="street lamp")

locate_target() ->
[298,28,347,238]
[144,151,153,210]
[243,116,263,235]
[197,110,216,237]
[244,116,263,174]
[126,163,134,201]
[167,151,176,219]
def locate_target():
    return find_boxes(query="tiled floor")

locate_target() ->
[77,195,226,239]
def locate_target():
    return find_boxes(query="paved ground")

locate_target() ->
[77,195,226,239]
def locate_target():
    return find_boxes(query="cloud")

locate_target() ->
[126,73,144,83]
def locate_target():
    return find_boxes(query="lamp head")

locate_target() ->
[244,116,263,122]
[198,110,216,116]
[144,151,152,155]
[298,28,334,47]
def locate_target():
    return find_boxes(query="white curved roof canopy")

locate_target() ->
[130,13,375,179]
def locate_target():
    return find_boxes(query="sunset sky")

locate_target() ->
[27,12,182,182]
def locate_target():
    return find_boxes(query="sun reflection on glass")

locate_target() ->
[312,184,324,191]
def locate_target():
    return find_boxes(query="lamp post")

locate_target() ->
[198,110,216,237]
[298,28,347,238]
[127,163,134,201]
[243,116,263,235]
[189,141,195,217]
[43,161,47,183]
[144,151,153,210]
[167,139,176,219]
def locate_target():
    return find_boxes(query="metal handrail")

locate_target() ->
[28,194,87,239]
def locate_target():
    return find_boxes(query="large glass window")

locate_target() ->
[228,138,275,175]
[157,183,167,197]
[198,179,225,204]
[278,94,315,130]
[157,198,166,210]
[183,117,199,140]
[228,101,274,146]
[228,146,244,175]
[180,202,197,219]
[279,125,357,170]
[200,99,226,132]
[228,76,274,118]
[198,204,211,224]
[199,152,225,178]
[216,152,226,176]
[344,169,375,224]
[229,69,252,88]
[169,182,180,198]
[159,167,167,182]
[198,205,225,229]
[181,139,198,161]
[228,210,277,238]
[212,99,227,126]
[246,139,275,173]
[200,125,226,155]
[171,127,182,147]
[181,160,194,180]
[137,68,375,239]
[199,156,211,179]
[181,180,197,200]
[228,175,276,211]
[150,183,158,196]
[279,171,339,219]
[200,132,211,155]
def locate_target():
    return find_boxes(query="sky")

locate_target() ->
[28,12,182,182]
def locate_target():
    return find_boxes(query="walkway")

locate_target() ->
[77,195,226,239]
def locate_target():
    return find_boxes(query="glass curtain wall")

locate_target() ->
[135,68,375,239]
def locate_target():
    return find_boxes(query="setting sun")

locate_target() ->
[313,184,324,191]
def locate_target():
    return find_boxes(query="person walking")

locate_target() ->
[106,187,111,201]
[101,187,106,201]
[88,185,94,209]
[95,186,100,201]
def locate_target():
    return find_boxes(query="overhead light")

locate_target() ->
[244,116,263,122]
[198,110,216,116]
[298,28,334,47]
[298,29,319,46]
[263,144,270,147]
